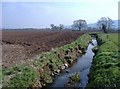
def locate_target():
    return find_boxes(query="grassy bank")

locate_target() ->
[2,33,92,88]
[87,33,120,88]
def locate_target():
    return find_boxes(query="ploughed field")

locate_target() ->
[2,31,83,67]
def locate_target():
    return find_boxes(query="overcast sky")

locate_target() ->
[1,0,119,29]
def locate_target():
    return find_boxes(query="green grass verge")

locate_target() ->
[87,33,120,88]
[2,65,39,88]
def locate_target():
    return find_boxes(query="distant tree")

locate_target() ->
[50,24,64,30]
[59,24,64,30]
[50,24,55,30]
[71,19,87,30]
[97,17,114,33]
[55,26,59,30]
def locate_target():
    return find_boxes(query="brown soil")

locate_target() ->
[2,30,83,67]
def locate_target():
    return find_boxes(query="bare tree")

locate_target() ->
[107,17,114,29]
[97,17,114,33]
[50,24,55,30]
[59,24,64,30]
[71,19,87,30]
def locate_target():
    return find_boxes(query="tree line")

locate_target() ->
[50,17,115,33]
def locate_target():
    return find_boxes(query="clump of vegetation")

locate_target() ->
[40,70,53,84]
[87,33,120,88]
[70,72,81,83]
[65,72,80,87]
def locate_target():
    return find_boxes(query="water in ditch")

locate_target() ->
[51,37,98,88]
